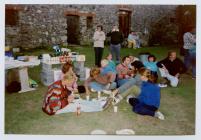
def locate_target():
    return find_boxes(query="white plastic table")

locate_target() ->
[5,60,40,93]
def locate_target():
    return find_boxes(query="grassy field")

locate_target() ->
[5,45,195,135]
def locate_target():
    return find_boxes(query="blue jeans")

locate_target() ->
[189,50,196,77]
[117,78,134,87]
[110,44,121,64]
[184,50,196,77]
[112,75,142,105]
[136,39,141,48]
[89,82,117,92]
[118,74,142,94]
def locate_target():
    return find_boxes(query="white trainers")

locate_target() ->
[154,111,165,120]
[111,89,118,98]
[112,98,120,105]
[126,95,135,103]
[112,94,123,105]
[102,90,112,95]
[158,84,167,88]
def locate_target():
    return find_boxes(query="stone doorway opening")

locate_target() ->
[118,10,131,38]
[67,15,80,45]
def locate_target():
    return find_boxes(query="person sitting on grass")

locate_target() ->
[42,74,75,115]
[84,67,116,95]
[128,55,140,69]
[157,51,186,87]
[116,56,135,87]
[61,61,78,93]
[106,53,116,72]
[143,54,158,83]
[102,65,144,109]
[127,31,137,49]
[100,59,116,75]
[127,68,165,120]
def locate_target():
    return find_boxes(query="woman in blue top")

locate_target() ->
[127,68,165,120]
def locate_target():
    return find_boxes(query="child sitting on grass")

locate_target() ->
[61,61,78,93]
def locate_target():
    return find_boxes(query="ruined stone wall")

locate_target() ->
[5,4,178,48]
[131,5,177,32]
[6,5,68,48]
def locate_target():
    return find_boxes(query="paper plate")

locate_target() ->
[116,129,135,135]
[90,129,107,135]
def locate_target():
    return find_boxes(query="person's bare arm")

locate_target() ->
[84,77,93,95]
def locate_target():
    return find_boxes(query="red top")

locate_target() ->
[42,80,71,115]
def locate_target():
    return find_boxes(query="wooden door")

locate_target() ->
[67,15,80,44]
[119,10,131,38]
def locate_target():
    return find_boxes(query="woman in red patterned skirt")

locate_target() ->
[42,63,75,115]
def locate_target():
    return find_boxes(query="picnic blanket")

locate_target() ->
[56,97,107,114]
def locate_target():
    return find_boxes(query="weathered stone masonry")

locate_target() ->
[5,4,177,48]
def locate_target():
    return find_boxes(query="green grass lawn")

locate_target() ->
[5,45,195,135]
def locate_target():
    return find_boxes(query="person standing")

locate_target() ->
[183,26,196,78]
[93,25,106,67]
[107,25,123,64]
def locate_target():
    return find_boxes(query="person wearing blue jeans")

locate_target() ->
[188,45,196,78]
[116,74,142,95]
[110,44,121,64]
[89,81,117,92]
[184,48,196,78]
[107,62,144,103]
[183,26,196,78]
[103,68,165,120]
[84,68,116,95]
[102,74,142,109]
[107,25,123,64]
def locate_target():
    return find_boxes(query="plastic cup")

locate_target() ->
[114,106,118,113]
[86,95,90,101]
[98,91,101,99]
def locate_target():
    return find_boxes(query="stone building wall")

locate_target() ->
[5,4,178,48]
[131,5,177,32]
[18,5,67,48]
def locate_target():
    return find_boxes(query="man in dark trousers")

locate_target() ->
[157,51,186,87]
[107,25,123,64]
